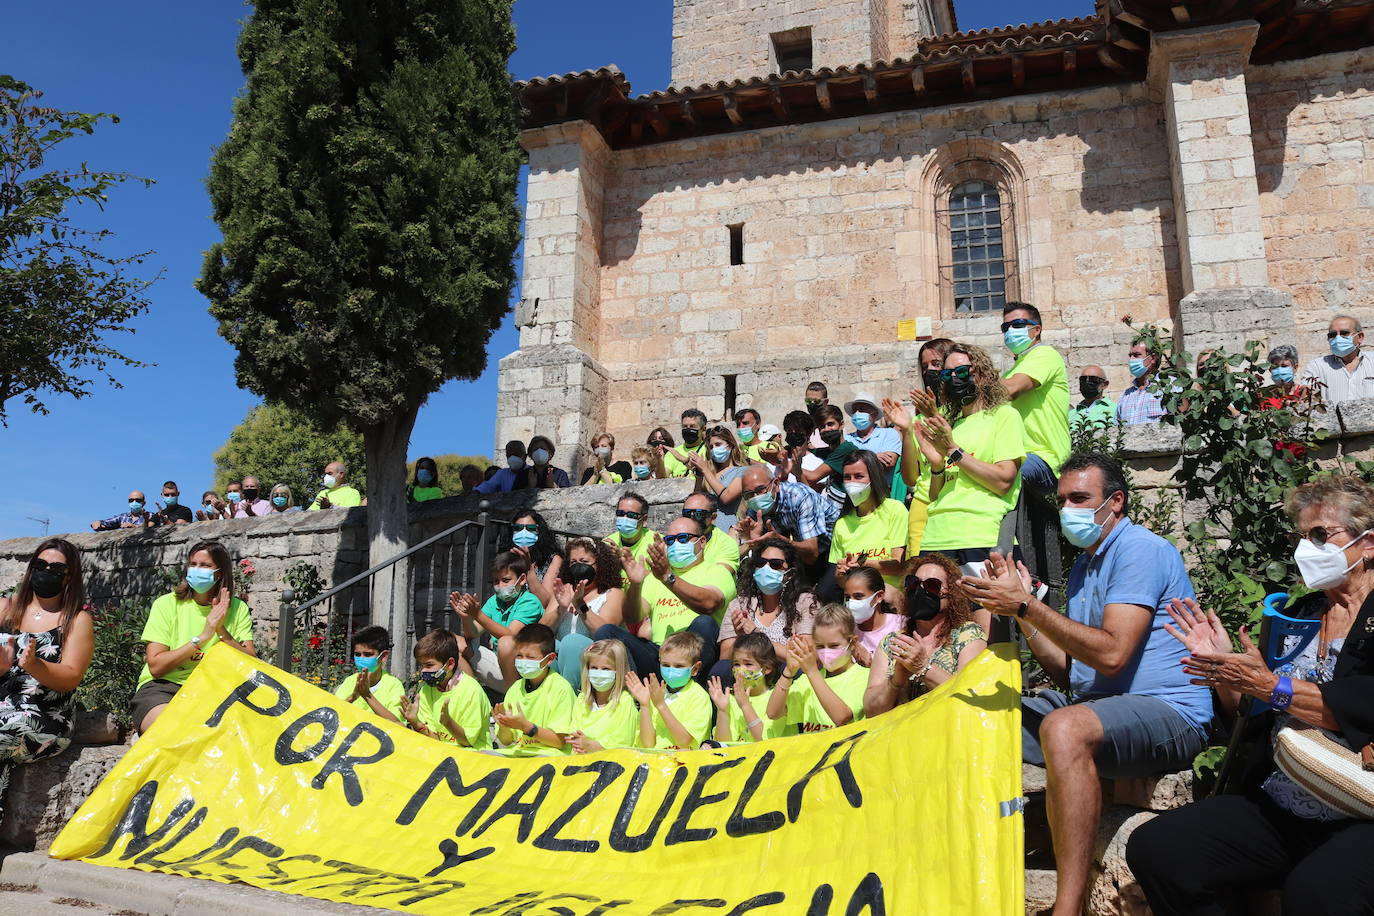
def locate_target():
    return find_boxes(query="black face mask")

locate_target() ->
[29,568,65,600]
[243,488,259,501]
[1079,377,1106,400]
[908,589,943,622]
[784,431,808,448]
[942,376,978,408]
[568,561,596,584]
[819,428,843,447]
[922,369,942,393]
[682,427,700,445]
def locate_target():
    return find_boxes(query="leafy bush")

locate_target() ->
[75,598,149,729]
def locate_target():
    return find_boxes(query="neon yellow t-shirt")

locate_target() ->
[641,560,738,645]
[828,498,910,588]
[409,485,444,502]
[727,689,794,742]
[906,430,935,505]
[920,404,1026,551]
[417,674,492,749]
[500,671,576,756]
[308,485,362,509]
[570,691,640,750]
[137,593,254,689]
[784,663,868,732]
[642,681,713,749]
[605,529,659,588]
[663,442,706,477]
[741,442,762,462]
[592,473,624,485]
[333,671,406,720]
[1003,343,1070,471]
[703,528,741,575]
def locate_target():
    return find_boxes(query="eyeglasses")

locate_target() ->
[512,524,539,534]
[1000,318,1040,333]
[756,556,789,570]
[1298,525,1350,546]
[31,559,68,578]
[938,366,973,381]
[614,508,643,520]
[1328,330,1356,340]
[663,533,698,546]
[741,484,771,499]
[682,508,712,522]
[904,576,945,598]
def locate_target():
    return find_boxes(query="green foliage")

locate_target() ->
[74,596,148,729]
[404,453,492,493]
[0,76,157,424]
[1191,744,1228,796]
[214,401,367,502]
[284,561,349,690]
[283,560,326,605]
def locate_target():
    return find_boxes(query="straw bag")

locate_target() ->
[1273,721,1374,819]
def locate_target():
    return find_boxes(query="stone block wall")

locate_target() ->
[1249,45,1374,358]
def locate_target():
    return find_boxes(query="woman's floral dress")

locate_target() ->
[0,626,76,815]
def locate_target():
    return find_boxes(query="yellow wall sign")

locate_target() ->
[52,645,1024,915]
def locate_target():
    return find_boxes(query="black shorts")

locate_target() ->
[130,679,181,731]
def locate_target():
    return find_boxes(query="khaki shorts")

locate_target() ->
[130,679,181,731]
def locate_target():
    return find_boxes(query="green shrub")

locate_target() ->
[75,597,150,729]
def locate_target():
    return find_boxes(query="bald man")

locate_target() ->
[732,464,838,567]
[1070,364,1117,435]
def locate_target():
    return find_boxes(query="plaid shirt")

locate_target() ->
[93,511,151,531]
[770,480,840,545]
[1116,380,1167,425]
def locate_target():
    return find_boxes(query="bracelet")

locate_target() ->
[524,722,539,737]
[1022,624,1040,641]
[915,658,935,682]
[782,669,800,680]
[745,718,762,730]
[931,468,945,476]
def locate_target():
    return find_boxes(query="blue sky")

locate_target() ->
[2,0,1090,538]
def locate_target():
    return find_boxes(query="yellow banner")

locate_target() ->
[52,644,1023,915]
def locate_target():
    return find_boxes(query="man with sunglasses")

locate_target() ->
[595,516,734,677]
[998,302,1070,496]
[1070,365,1116,435]
[733,464,838,574]
[683,492,740,576]
[962,452,1209,916]
[1299,314,1374,406]
[92,490,154,531]
[604,493,660,573]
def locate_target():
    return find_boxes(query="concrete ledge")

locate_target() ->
[0,853,405,915]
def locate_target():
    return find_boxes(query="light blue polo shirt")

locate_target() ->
[1065,518,1212,737]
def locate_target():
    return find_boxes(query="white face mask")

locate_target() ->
[846,595,877,625]
[843,481,871,503]
[1293,529,1371,590]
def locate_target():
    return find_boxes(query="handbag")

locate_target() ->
[1273,720,1374,819]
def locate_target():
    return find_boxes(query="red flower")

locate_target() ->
[307,635,324,649]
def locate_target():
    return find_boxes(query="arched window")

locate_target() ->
[947,180,1007,314]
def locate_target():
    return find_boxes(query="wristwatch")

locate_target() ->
[524,722,539,737]
[190,635,203,648]
[1015,601,1029,619]
[664,573,678,587]
[1268,675,1294,711]
[946,448,965,467]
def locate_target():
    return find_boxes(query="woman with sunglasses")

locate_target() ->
[910,343,1026,628]
[0,539,94,818]
[864,555,986,716]
[714,538,818,680]
[689,426,752,533]
[503,509,565,607]
[883,338,953,560]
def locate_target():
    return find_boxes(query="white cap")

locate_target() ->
[844,392,880,416]
[758,423,781,441]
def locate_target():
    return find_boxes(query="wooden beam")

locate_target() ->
[769,85,789,120]
[723,92,744,126]
[961,59,975,92]
[1011,55,1025,88]
[647,105,670,138]
[554,83,569,119]
[1171,4,1191,23]
[1063,49,1078,78]
[1097,44,1134,77]
[681,98,702,130]
[1115,9,1148,29]
[580,80,613,128]
[1113,35,1146,53]
[910,65,927,96]
[863,73,878,106]
[816,79,832,111]
[630,118,643,144]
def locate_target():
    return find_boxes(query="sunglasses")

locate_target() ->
[31,558,69,578]
[756,556,789,570]
[1297,525,1355,546]
[682,508,712,522]
[938,366,973,381]
[663,533,699,546]
[1000,318,1040,332]
[512,523,539,534]
[615,508,643,520]
[804,398,824,407]
[741,484,771,499]
[904,576,945,597]
[1078,376,1107,384]
[1327,330,1356,339]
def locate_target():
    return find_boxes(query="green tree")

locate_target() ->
[196,1,522,628]
[0,76,156,424]
[214,402,367,505]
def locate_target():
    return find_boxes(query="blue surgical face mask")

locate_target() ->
[852,412,873,433]
[531,448,551,466]
[272,495,288,508]
[163,495,178,507]
[753,565,785,595]
[1128,358,1150,379]
[512,528,539,548]
[667,540,698,569]
[633,464,651,480]
[507,455,525,471]
[1271,365,1294,384]
[1331,334,1358,358]
[1004,326,1033,354]
[227,491,242,503]
[615,516,641,538]
[660,665,693,689]
[710,445,730,464]
[129,500,145,513]
[204,502,216,513]
[587,668,617,691]
[417,469,435,485]
[354,655,381,672]
[738,427,755,443]
[185,567,218,595]
[1059,495,1114,548]
[747,492,775,515]
[514,657,548,680]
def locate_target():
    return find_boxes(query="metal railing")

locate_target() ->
[276,507,589,688]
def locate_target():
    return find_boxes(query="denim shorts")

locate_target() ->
[1021,690,1205,780]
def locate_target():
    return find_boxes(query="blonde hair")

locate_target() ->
[580,639,629,712]
[661,630,705,660]
[1286,475,1374,533]
[813,603,857,639]
[943,343,1008,419]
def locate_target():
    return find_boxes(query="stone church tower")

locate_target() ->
[500,0,1374,477]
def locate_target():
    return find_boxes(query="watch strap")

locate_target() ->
[1269,675,1294,710]
[1015,601,1029,619]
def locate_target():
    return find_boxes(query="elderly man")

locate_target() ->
[308,461,363,510]
[1300,314,1374,405]
[92,490,153,531]
[733,463,838,573]
[594,515,735,677]
[1070,365,1116,435]
[1117,338,1168,425]
[963,452,1210,916]
[232,476,273,518]
[999,301,1070,494]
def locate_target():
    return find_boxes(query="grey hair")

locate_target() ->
[1332,314,1363,333]
[1285,475,1374,534]
[1267,345,1298,365]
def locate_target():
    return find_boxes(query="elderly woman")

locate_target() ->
[864,553,986,716]
[0,538,94,818]
[1126,475,1374,914]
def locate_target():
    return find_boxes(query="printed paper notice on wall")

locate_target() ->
[897,319,916,341]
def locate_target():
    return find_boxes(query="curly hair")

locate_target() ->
[942,342,1008,420]
[906,553,974,635]
[503,509,564,571]
[1285,475,1374,534]
[734,537,807,639]
[565,536,623,595]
